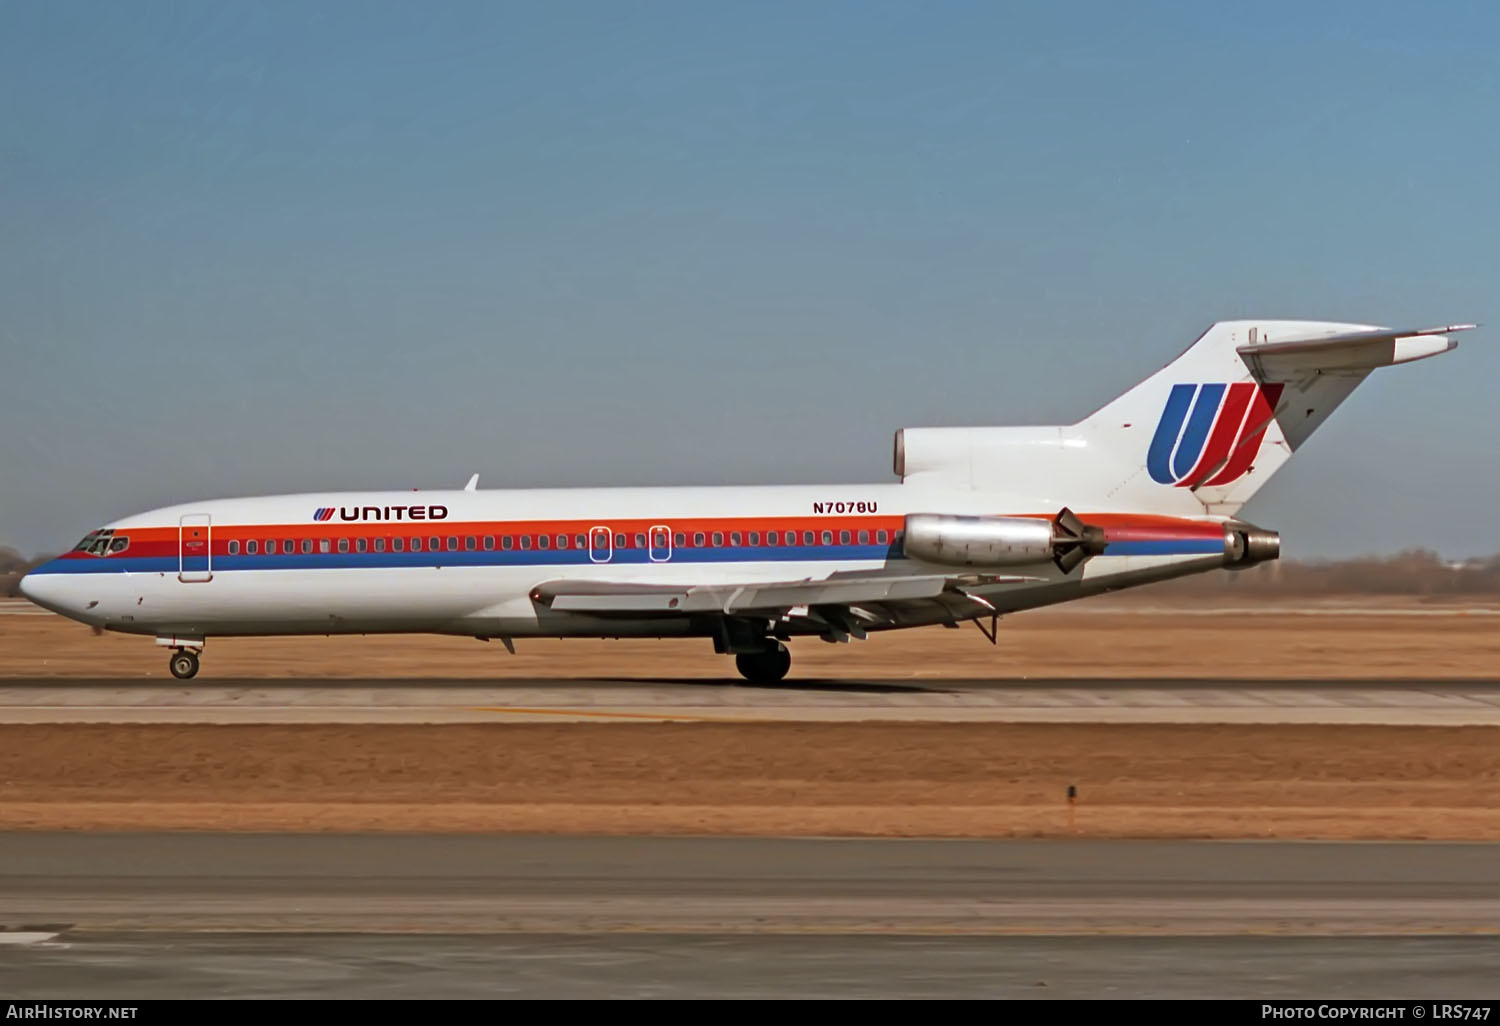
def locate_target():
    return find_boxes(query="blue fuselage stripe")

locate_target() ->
[31,539,1222,575]
[1102,539,1223,555]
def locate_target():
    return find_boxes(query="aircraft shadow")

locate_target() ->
[595,676,944,694]
[1,675,940,694]
[7,676,1500,691]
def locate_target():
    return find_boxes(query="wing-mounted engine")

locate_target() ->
[903,507,1107,574]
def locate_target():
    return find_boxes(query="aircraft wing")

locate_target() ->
[529,572,1043,637]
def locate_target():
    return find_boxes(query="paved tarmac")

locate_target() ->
[7,933,1499,999]
[3,677,1500,723]
[3,835,1498,935]
[4,836,1498,998]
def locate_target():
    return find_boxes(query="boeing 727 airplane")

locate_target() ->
[20,319,1472,682]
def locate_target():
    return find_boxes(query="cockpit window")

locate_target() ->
[73,529,129,557]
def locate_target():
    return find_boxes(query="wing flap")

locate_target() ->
[531,573,1040,616]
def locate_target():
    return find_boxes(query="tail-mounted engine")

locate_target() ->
[1222,522,1280,570]
[903,508,1107,574]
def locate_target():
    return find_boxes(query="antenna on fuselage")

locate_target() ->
[464,473,479,492]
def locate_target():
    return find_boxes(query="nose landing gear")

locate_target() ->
[156,636,206,680]
[169,650,200,680]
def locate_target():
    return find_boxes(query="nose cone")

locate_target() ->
[18,565,78,618]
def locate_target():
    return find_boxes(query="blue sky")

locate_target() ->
[1,1,1495,557]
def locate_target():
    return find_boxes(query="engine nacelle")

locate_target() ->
[903,510,1107,573]
[1223,523,1280,570]
[904,514,1053,567]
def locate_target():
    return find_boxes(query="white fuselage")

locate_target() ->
[20,481,1231,642]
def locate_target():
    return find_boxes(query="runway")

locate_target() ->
[3,676,1500,724]
[4,834,1498,935]
[11,933,1500,999]
[3,836,1498,997]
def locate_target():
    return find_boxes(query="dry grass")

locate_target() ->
[1,722,1497,839]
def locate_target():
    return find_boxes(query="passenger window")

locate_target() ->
[356,538,367,553]
[429,537,440,551]
[767,531,778,546]
[634,533,645,549]
[858,530,869,545]
[674,533,685,547]
[712,532,724,547]
[319,539,331,553]
[821,530,833,545]
[520,536,531,550]
[876,529,888,544]
[575,535,586,549]
[803,531,815,546]
[446,537,458,551]
[730,532,741,546]
[483,536,494,551]
[748,531,759,546]
[247,540,258,555]
[465,536,476,551]
[615,534,627,548]
[538,535,550,549]
[301,539,312,554]
[693,532,705,547]
[501,536,513,550]
[375,538,386,552]
[393,537,405,552]
[228,540,240,555]
[410,537,422,552]
[556,534,567,549]
[840,530,850,545]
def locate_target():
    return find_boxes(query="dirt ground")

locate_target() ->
[4,599,1499,839]
[1,722,1497,839]
[4,597,1500,680]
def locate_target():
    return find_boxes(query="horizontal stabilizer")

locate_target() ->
[1237,323,1475,374]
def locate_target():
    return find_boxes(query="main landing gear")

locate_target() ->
[735,642,791,684]
[168,650,200,680]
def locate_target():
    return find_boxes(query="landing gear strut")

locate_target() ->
[169,650,200,680]
[735,642,791,684]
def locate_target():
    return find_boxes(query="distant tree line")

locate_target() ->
[4,545,1499,599]
[1142,549,1500,597]
[0,547,54,598]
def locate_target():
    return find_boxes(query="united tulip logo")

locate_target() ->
[1146,382,1283,487]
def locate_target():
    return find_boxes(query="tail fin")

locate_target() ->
[1078,320,1473,516]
